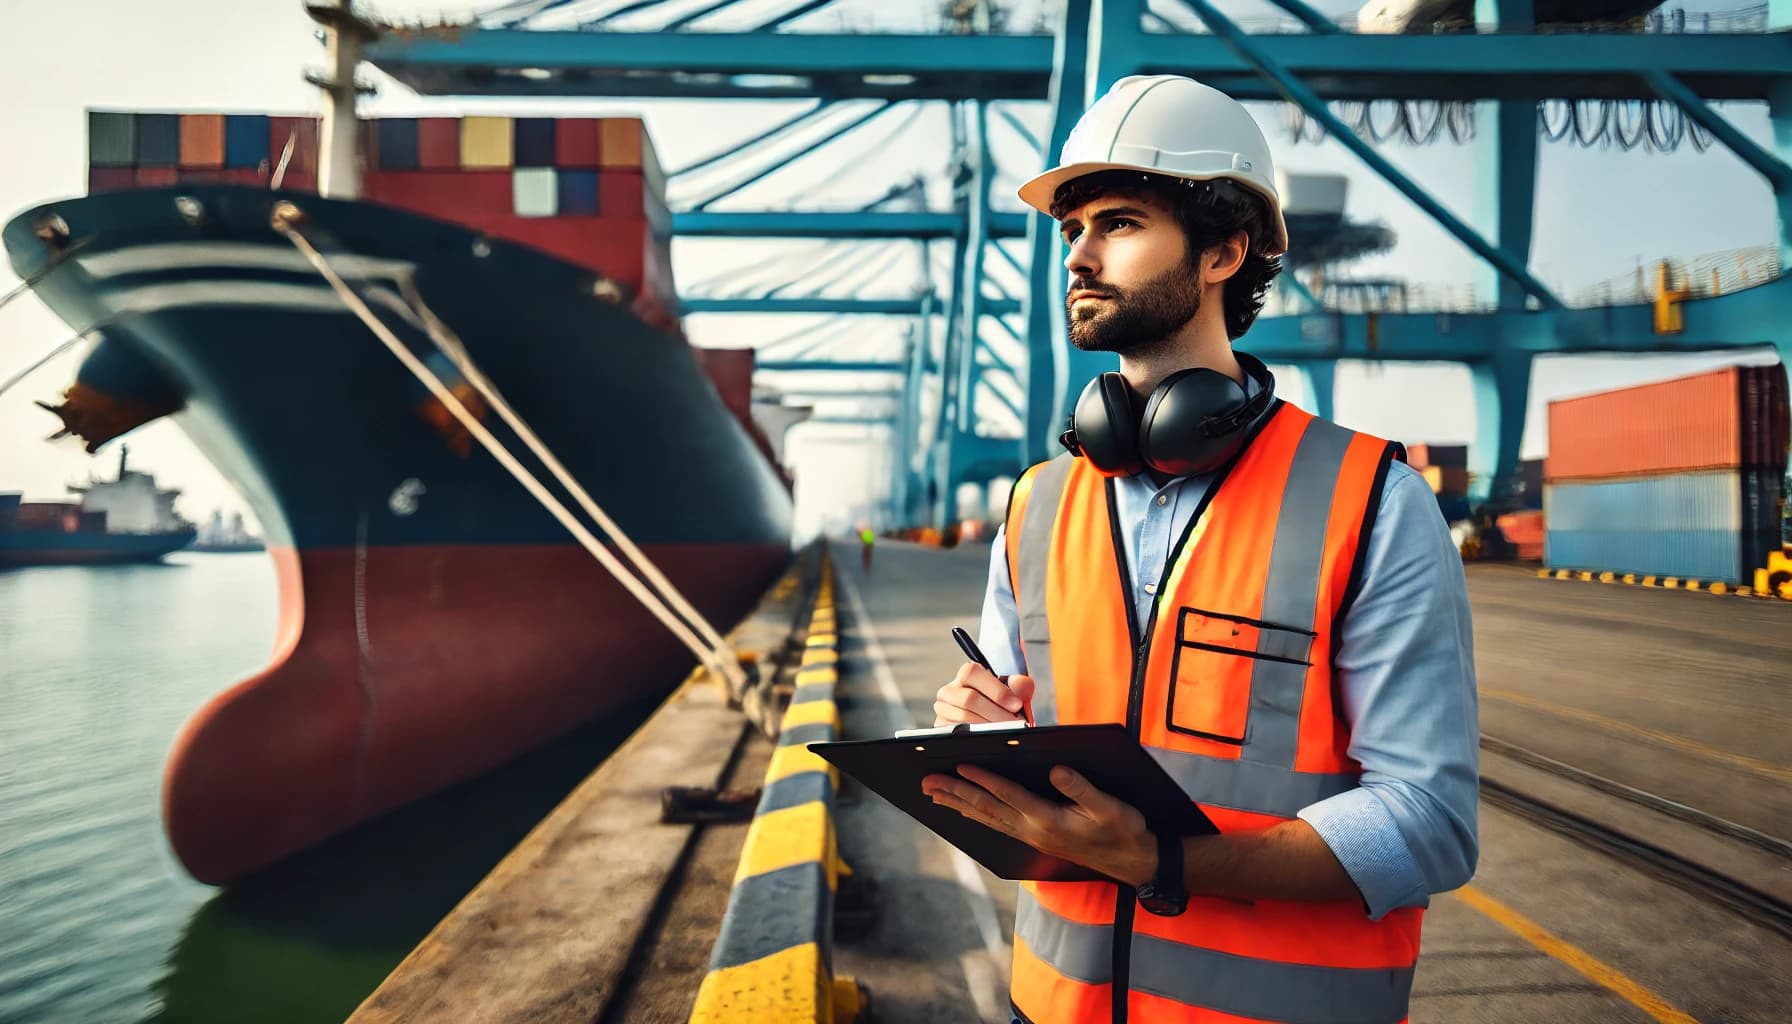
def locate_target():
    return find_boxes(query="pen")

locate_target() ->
[951,625,1033,727]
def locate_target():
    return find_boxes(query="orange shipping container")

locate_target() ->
[1545,365,1790,482]
[179,114,226,168]
[599,119,643,168]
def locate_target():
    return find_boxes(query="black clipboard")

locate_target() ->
[810,723,1217,882]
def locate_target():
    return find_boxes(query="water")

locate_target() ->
[0,554,660,1024]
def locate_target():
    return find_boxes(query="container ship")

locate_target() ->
[2,100,795,884]
[0,445,197,567]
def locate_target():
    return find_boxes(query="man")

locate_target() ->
[923,75,1478,1024]
[860,525,876,573]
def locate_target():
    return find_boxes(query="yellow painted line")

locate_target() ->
[794,665,837,685]
[1482,686,1792,783]
[765,744,832,785]
[690,942,830,1023]
[735,801,831,882]
[781,699,839,731]
[801,648,840,667]
[1456,886,1698,1024]
[805,632,838,647]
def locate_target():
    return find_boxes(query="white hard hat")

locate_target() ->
[1018,75,1290,256]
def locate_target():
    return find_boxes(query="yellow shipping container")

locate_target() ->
[460,116,514,168]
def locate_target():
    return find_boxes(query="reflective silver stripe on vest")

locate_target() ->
[1015,456,1072,726]
[1018,890,1414,1024]
[1145,744,1358,818]
[1015,887,1111,984]
[1243,417,1358,770]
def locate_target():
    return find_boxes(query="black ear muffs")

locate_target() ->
[1062,372,1144,477]
[1060,352,1279,479]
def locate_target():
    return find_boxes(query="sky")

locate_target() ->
[0,0,1784,539]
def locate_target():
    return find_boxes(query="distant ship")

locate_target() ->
[0,445,197,568]
[191,508,266,553]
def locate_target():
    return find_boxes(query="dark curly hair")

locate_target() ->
[1049,170,1283,340]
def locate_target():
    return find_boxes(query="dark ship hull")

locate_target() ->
[0,526,197,567]
[4,186,793,883]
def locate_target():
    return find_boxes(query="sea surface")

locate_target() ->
[0,553,658,1024]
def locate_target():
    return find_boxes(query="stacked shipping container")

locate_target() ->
[1406,443,1471,521]
[86,110,678,334]
[1543,365,1789,584]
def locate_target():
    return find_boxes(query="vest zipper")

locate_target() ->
[1105,479,1149,1024]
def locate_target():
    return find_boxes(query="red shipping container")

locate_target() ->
[134,167,180,187]
[455,213,650,286]
[363,170,515,219]
[274,170,317,193]
[418,118,461,170]
[598,169,647,220]
[555,118,603,169]
[179,114,226,168]
[1545,365,1788,482]
[268,117,319,175]
[88,166,136,193]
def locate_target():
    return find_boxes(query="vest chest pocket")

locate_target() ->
[1166,606,1315,743]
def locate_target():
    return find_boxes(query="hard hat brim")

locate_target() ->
[1017,161,1290,257]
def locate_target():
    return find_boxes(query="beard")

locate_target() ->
[1065,260,1203,355]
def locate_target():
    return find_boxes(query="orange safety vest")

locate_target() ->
[1003,401,1421,1024]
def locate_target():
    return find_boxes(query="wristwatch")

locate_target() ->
[1134,830,1188,916]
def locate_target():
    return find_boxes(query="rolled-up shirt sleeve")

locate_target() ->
[1297,462,1481,919]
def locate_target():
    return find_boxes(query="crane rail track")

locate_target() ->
[1480,735,1792,941]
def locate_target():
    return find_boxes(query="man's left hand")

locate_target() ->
[922,765,1157,887]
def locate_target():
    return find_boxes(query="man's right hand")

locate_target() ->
[934,663,1035,726]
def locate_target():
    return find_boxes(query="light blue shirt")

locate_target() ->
[978,406,1480,920]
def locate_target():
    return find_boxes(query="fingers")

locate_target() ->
[932,662,1025,725]
[924,774,1020,835]
[1006,673,1036,705]
[956,662,1026,712]
[1051,766,1143,829]
[957,764,1055,819]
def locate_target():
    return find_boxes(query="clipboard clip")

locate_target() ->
[893,720,1031,739]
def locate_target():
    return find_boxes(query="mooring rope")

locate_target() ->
[272,202,746,691]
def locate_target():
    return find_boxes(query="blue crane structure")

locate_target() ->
[365,0,1792,528]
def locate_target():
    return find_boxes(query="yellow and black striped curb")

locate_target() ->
[1536,562,1792,601]
[691,554,863,1024]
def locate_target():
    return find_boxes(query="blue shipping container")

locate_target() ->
[225,114,270,169]
[1545,471,1748,582]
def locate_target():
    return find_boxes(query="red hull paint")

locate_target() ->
[162,541,789,884]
